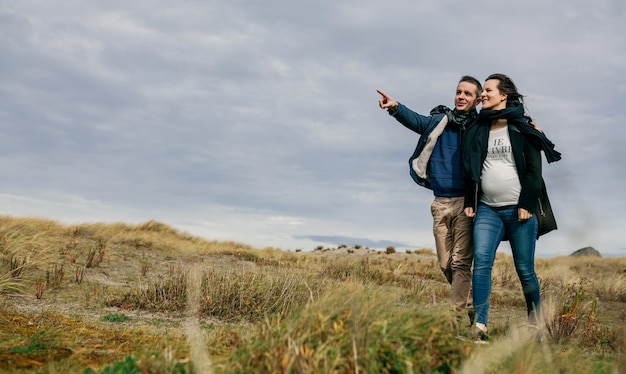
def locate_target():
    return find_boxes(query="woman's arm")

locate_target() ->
[464,179,477,217]
[518,140,543,214]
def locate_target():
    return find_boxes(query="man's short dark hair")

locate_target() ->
[459,75,482,96]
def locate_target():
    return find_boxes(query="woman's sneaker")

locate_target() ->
[473,324,489,344]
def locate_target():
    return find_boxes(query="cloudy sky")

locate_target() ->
[1,0,624,257]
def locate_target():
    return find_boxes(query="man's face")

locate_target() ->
[454,81,480,112]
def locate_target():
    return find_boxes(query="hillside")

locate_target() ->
[0,216,624,373]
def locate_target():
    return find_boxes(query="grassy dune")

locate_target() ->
[0,216,624,373]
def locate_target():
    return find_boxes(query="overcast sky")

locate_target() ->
[1,0,624,257]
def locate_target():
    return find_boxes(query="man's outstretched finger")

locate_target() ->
[376,89,394,109]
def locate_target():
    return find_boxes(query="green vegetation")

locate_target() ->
[101,313,132,323]
[0,215,624,373]
[84,355,189,374]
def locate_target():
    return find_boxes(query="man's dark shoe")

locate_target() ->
[453,307,475,329]
[468,309,475,326]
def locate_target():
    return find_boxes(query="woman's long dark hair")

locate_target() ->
[486,73,524,107]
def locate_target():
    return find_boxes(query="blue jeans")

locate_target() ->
[472,203,540,326]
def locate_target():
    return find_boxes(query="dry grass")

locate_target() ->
[0,215,624,373]
[222,281,472,373]
[0,309,190,373]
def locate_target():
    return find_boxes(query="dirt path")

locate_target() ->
[184,264,214,374]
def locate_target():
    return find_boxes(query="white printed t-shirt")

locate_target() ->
[480,126,521,207]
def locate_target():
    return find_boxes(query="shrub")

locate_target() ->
[544,288,598,344]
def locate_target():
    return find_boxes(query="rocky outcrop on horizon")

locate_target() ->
[570,246,602,257]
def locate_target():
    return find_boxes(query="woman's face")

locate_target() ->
[481,79,507,110]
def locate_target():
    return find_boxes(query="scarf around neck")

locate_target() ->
[430,105,478,130]
[463,103,562,182]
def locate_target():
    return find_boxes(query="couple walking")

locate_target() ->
[377,74,561,342]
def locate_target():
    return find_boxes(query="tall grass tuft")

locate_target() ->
[0,270,23,294]
[317,256,416,289]
[107,265,188,312]
[85,238,107,268]
[200,266,332,322]
[9,255,27,278]
[544,287,598,344]
[46,264,64,289]
[220,282,470,373]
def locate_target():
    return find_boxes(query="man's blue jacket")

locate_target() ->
[390,103,447,190]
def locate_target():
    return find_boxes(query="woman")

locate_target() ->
[462,74,561,342]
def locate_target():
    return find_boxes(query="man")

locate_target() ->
[377,76,482,324]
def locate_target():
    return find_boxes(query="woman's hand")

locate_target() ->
[464,207,475,218]
[518,208,533,221]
